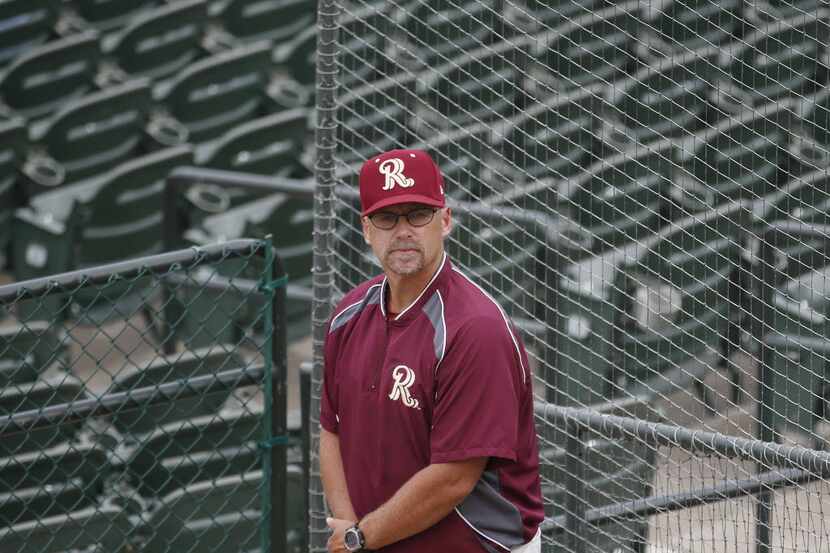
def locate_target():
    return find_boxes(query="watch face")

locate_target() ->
[344,528,360,550]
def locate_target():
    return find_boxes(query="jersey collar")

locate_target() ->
[380,252,449,323]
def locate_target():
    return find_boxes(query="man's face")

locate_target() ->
[362,203,452,278]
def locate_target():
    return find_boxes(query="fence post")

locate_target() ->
[565,418,587,553]
[754,232,777,553]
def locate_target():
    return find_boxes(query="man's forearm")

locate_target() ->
[359,457,487,550]
[320,428,358,521]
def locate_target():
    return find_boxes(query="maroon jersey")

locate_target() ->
[321,254,544,552]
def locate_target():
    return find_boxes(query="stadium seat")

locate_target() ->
[417,39,527,130]
[272,25,317,90]
[23,79,157,194]
[12,146,193,324]
[179,191,314,344]
[634,0,742,61]
[754,169,830,441]
[0,374,87,455]
[106,345,246,436]
[601,45,720,147]
[209,0,316,45]
[338,1,405,89]
[672,99,794,214]
[399,0,497,66]
[0,0,60,68]
[0,321,68,386]
[0,32,99,121]
[744,0,827,26]
[99,0,208,83]
[615,201,749,406]
[197,108,311,186]
[502,0,605,37]
[69,0,163,31]
[491,84,604,212]
[548,140,675,408]
[713,11,830,113]
[338,83,409,165]
[565,138,674,257]
[141,467,305,553]
[541,396,664,553]
[525,1,641,96]
[0,499,133,553]
[786,88,830,179]
[0,440,107,526]
[122,405,264,498]
[0,117,26,267]
[153,40,274,143]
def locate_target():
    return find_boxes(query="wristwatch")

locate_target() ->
[344,522,366,552]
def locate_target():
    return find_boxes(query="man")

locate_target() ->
[320,149,544,552]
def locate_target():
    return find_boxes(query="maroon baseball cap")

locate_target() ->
[359,149,446,215]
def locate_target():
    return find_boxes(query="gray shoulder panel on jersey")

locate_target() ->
[422,291,446,364]
[456,470,525,551]
[329,284,382,334]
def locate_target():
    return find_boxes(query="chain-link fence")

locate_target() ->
[0,239,302,553]
[312,1,830,551]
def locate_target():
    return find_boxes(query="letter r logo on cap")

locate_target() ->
[379,158,415,190]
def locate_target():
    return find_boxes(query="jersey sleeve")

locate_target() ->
[319,326,339,434]
[430,316,525,464]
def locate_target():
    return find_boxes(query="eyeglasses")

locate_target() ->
[368,207,438,230]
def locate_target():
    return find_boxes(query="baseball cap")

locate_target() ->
[359,149,446,216]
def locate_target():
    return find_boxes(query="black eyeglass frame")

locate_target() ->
[366,207,440,230]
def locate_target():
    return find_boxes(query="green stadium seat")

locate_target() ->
[672,99,794,214]
[399,0,497,66]
[70,0,163,32]
[122,406,264,498]
[634,0,741,61]
[713,11,830,113]
[179,191,314,344]
[0,321,68,386]
[0,374,87,455]
[338,83,409,165]
[525,1,641,95]
[210,0,316,45]
[154,40,274,143]
[197,108,311,185]
[272,25,317,90]
[417,39,526,130]
[568,139,673,256]
[502,0,605,37]
[12,146,193,324]
[0,440,108,526]
[338,1,403,89]
[615,201,749,405]
[23,79,156,194]
[99,0,208,83]
[141,467,304,553]
[106,345,245,436]
[0,117,26,267]
[786,88,830,179]
[602,45,720,147]
[541,396,664,553]
[744,0,827,26]
[0,0,60,67]
[0,499,133,553]
[0,32,99,121]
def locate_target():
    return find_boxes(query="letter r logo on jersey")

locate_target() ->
[388,365,420,409]
[379,158,415,190]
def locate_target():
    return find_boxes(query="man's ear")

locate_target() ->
[441,208,452,238]
[361,216,372,246]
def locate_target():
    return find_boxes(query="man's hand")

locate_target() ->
[326,517,356,553]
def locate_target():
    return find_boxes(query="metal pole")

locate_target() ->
[269,244,289,553]
[312,0,341,550]
[564,420,587,553]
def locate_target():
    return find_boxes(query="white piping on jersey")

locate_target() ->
[452,267,527,384]
[454,507,511,552]
[381,252,448,321]
[433,290,447,374]
[329,283,383,332]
